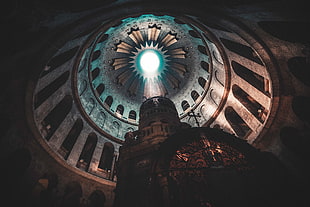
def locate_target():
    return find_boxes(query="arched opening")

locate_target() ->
[280,127,308,159]
[116,105,124,117]
[181,100,190,112]
[33,172,59,207]
[198,77,206,89]
[77,133,97,171]
[98,33,109,43]
[231,61,270,96]
[104,96,113,108]
[59,119,83,160]
[292,96,310,123]
[198,45,208,56]
[41,95,73,141]
[201,61,210,73]
[220,38,263,65]
[35,71,70,109]
[287,57,310,86]
[189,30,200,38]
[224,106,251,138]
[61,181,83,207]
[98,142,115,173]
[91,50,101,61]
[91,67,100,80]
[88,190,106,207]
[191,90,200,102]
[96,83,105,96]
[232,85,267,123]
[41,46,79,77]
[128,110,137,121]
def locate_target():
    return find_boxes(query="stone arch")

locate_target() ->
[87,190,106,207]
[61,181,83,207]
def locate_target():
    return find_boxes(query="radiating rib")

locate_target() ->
[128,78,140,96]
[170,62,187,75]
[116,69,133,85]
[165,71,180,89]
[148,27,161,42]
[161,33,178,47]
[129,30,144,46]
[112,58,130,70]
[168,48,186,59]
[115,41,134,54]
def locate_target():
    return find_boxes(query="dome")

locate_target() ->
[139,96,180,129]
[1,0,309,207]
[32,11,274,144]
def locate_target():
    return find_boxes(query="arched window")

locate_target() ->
[292,96,310,123]
[104,96,113,108]
[181,100,190,111]
[116,105,124,116]
[128,110,137,121]
[198,77,206,89]
[287,57,310,87]
[87,190,106,207]
[232,85,266,123]
[189,30,200,38]
[231,61,269,96]
[201,61,210,73]
[41,46,79,77]
[224,106,251,138]
[59,119,83,160]
[91,50,101,61]
[61,181,82,207]
[191,90,200,102]
[280,127,307,158]
[41,95,73,141]
[77,133,97,171]
[98,34,109,43]
[220,38,263,65]
[98,142,115,171]
[91,67,100,80]
[35,71,70,109]
[96,83,105,96]
[198,45,208,55]
[35,172,58,206]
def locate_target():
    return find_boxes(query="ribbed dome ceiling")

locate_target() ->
[33,9,273,144]
[76,14,212,123]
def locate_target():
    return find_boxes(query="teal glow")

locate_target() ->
[136,49,164,78]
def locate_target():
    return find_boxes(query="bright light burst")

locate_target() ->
[139,50,160,74]
[133,44,166,79]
